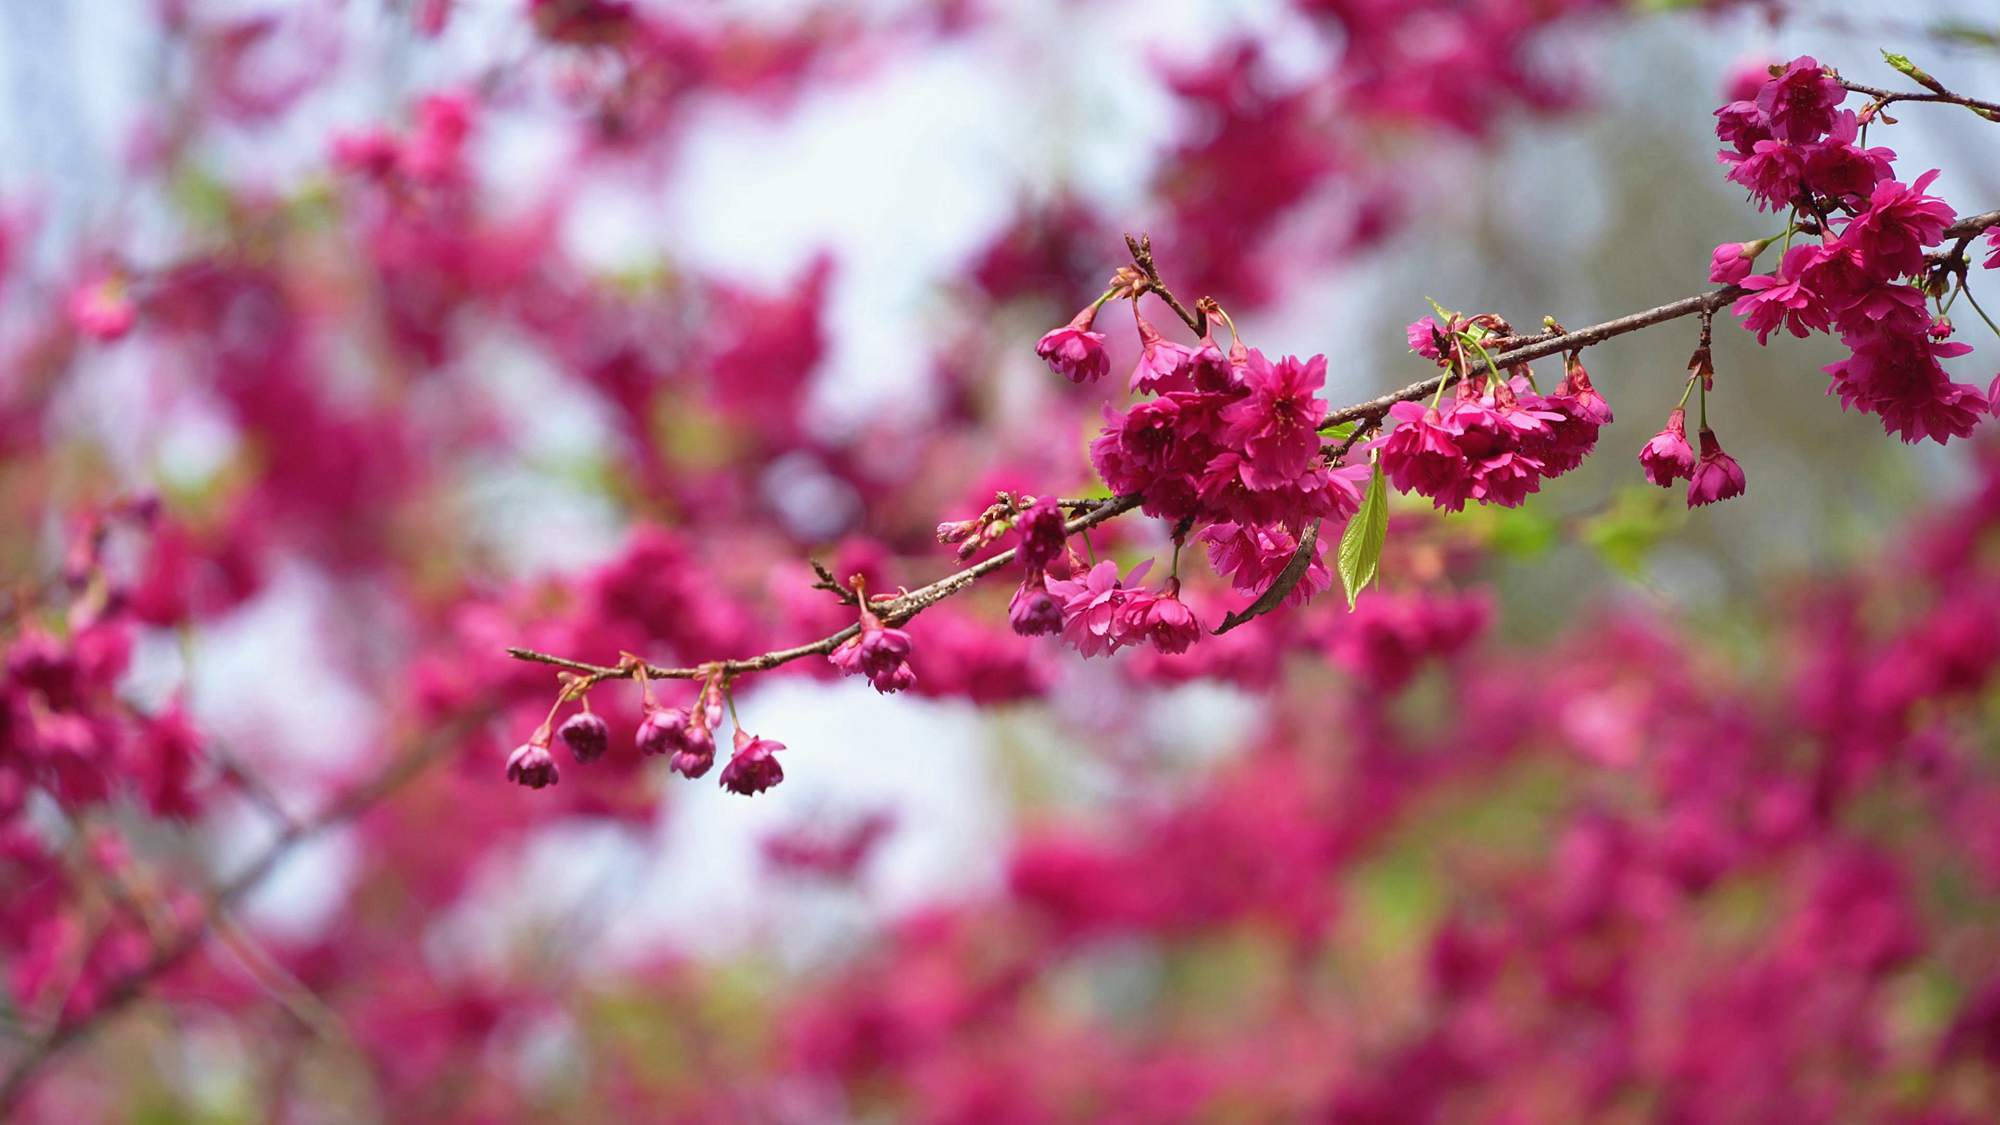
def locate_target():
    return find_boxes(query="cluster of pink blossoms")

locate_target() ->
[827,595,917,694]
[1381,325,1610,512]
[1021,298,1367,652]
[1716,56,1992,445]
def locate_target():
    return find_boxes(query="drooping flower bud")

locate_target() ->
[1639,408,1698,488]
[670,722,716,779]
[506,730,559,789]
[1009,572,1064,637]
[1035,304,1109,384]
[720,728,785,795]
[557,710,610,764]
[636,705,687,757]
[828,593,917,694]
[1688,426,1747,507]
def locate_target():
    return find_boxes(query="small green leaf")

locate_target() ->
[1486,504,1559,558]
[1323,421,1358,441]
[1339,458,1390,609]
[1880,50,1948,94]
[1584,487,1679,578]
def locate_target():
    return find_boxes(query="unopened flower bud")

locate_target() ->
[720,728,785,795]
[1009,574,1064,636]
[935,518,979,545]
[557,711,610,764]
[506,737,559,789]
[1015,498,1066,571]
[670,724,716,779]
[636,706,687,757]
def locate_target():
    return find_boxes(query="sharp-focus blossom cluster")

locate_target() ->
[1036,303,1366,631]
[1716,58,1992,444]
[1380,344,1606,512]
[828,597,917,694]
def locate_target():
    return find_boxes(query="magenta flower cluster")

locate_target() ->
[1719,57,1991,445]
[1047,305,1366,627]
[1379,349,1608,513]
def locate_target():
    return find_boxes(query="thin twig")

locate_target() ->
[1321,288,1743,429]
[1125,232,1207,337]
[514,208,2000,689]
[507,495,1145,686]
[1837,78,2000,119]
[0,714,482,1114]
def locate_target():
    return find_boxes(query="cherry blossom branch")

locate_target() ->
[0,715,482,1115]
[1317,207,2000,433]
[1124,232,1207,337]
[1318,288,1742,430]
[1837,78,2000,120]
[505,493,1146,685]
[509,207,2000,691]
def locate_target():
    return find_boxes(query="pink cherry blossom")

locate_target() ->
[1756,56,1844,143]
[1687,426,1747,507]
[1824,325,1989,445]
[1837,169,1956,281]
[719,728,784,795]
[1220,349,1330,490]
[1045,558,1153,658]
[1639,408,1696,487]
[1733,245,1833,343]
[1130,310,1197,393]
[1035,304,1109,384]
[1134,583,1202,654]
[1406,316,1446,362]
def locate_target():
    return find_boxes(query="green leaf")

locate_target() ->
[1486,504,1559,558]
[1339,458,1390,609]
[1323,421,1358,441]
[1880,50,1948,95]
[1583,487,1679,578]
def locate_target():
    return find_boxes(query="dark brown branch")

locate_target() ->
[1320,288,1744,430]
[1837,78,2000,119]
[1124,232,1207,337]
[506,494,1146,687]
[516,207,2000,688]
[1319,207,2000,433]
